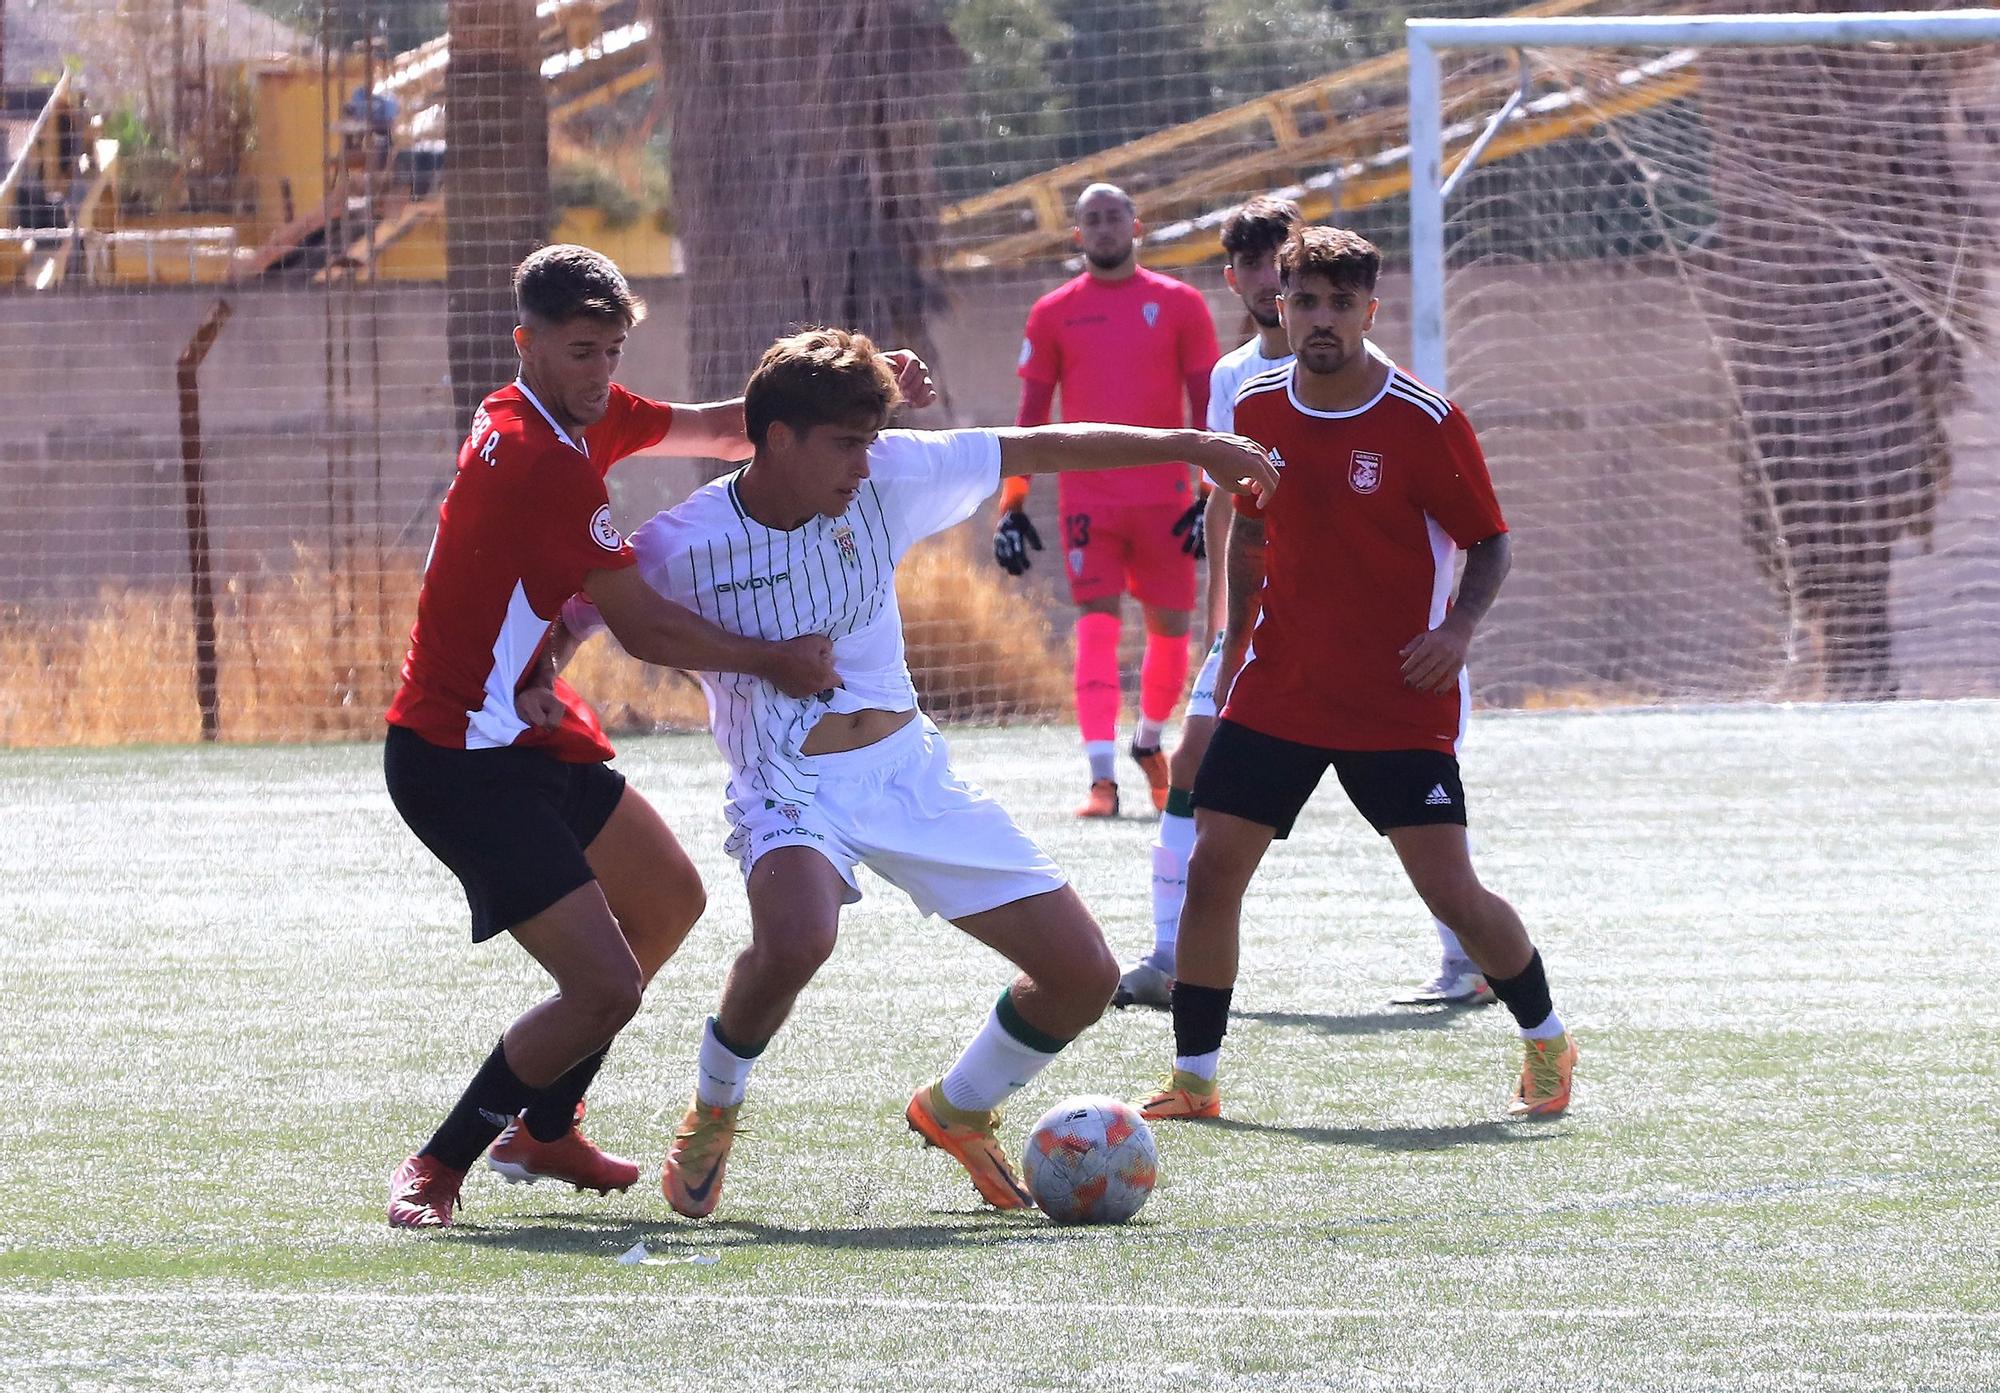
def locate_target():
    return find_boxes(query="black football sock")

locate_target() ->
[1170,981,1233,1059]
[520,1045,610,1142]
[420,1038,542,1172]
[1486,949,1555,1034]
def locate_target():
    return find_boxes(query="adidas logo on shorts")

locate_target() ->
[1424,783,1452,807]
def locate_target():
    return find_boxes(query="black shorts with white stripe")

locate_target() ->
[1191,719,1467,839]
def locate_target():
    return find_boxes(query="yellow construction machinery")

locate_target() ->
[939,0,1698,270]
[3,0,1702,289]
[0,0,664,289]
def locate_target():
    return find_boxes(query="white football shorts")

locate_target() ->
[723,715,1067,921]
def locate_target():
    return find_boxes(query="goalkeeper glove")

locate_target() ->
[993,509,1042,575]
[1172,497,1207,559]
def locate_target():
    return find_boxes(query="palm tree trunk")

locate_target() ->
[444,0,551,430]
[654,1,964,423]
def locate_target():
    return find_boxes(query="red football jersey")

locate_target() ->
[1017,266,1218,508]
[1226,360,1506,753]
[385,380,672,760]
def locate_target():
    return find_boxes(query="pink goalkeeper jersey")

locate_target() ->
[1017,266,1218,508]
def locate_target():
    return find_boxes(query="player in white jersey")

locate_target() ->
[552,327,1278,1216]
[1113,197,1495,1013]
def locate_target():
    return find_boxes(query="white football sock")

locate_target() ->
[1134,717,1166,750]
[1435,919,1469,968]
[1148,810,1197,969]
[940,1004,1062,1113]
[1520,1010,1568,1041]
[1085,740,1117,783]
[695,1017,758,1108]
[1173,1050,1220,1082]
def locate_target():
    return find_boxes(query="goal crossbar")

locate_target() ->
[1406,8,2000,389]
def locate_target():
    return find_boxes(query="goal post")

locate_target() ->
[1403,8,2000,703]
[1408,8,2000,390]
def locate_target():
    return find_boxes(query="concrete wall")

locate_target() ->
[3,262,1995,704]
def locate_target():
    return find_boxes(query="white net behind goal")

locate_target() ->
[1432,28,2000,704]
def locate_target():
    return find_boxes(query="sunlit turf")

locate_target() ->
[3,704,1996,1390]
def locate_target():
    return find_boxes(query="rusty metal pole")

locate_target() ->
[177,298,233,741]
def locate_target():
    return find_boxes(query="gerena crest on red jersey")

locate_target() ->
[590,503,623,551]
[1349,450,1384,495]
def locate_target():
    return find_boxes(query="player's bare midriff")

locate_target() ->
[801,705,918,754]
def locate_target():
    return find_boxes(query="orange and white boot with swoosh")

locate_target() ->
[662,1097,741,1219]
[905,1083,1034,1210]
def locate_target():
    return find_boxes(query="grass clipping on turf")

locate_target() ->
[0,533,1071,747]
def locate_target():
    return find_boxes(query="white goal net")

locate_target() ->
[3,1,1997,747]
[1410,7,2000,704]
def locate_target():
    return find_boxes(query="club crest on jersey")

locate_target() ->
[1349,450,1384,495]
[589,503,623,551]
[832,521,859,567]
[1142,301,1160,328]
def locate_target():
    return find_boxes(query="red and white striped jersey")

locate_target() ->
[385,380,672,760]
[1226,356,1506,754]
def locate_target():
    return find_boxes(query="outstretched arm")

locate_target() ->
[996,424,1278,504]
[652,351,935,463]
[658,398,754,461]
[1398,531,1511,693]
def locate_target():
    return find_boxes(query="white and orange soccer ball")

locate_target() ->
[1022,1096,1158,1224]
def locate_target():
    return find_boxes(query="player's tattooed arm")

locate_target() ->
[1201,487,1234,649]
[1219,509,1267,691]
[1399,531,1512,693]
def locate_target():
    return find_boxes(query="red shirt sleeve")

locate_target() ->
[514,443,636,618]
[1017,295,1061,385]
[1413,406,1508,547]
[583,385,675,473]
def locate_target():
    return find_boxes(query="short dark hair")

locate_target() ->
[1277,225,1380,293]
[513,244,646,327]
[1219,195,1302,262]
[743,327,902,449]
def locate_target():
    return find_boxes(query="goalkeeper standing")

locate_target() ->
[996,183,1220,818]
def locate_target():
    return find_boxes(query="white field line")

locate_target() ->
[0,1293,1994,1323]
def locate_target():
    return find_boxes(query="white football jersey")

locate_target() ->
[1207,335,1392,434]
[624,428,1001,817]
[1207,336,1292,435]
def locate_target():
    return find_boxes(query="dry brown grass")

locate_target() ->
[0,546,414,748]
[0,533,1071,749]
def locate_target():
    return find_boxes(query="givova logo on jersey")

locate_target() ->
[1349,450,1384,495]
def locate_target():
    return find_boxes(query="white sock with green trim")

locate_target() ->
[939,992,1067,1113]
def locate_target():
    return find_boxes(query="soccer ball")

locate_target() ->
[1022,1096,1158,1224]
